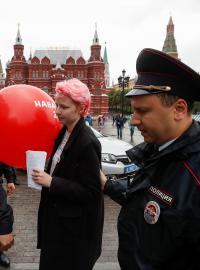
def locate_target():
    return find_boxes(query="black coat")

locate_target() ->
[0,162,14,235]
[105,121,200,270]
[37,118,104,270]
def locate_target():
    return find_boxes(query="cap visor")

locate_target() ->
[125,88,151,97]
[125,88,161,97]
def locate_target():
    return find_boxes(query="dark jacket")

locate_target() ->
[115,115,124,128]
[104,121,200,270]
[0,162,15,184]
[0,162,14,235]
[37,118,104,270]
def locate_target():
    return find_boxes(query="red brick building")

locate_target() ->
[5,26,109,116]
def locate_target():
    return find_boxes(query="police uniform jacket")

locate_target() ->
[37,117,104,270]
[0,162,14,235]
[104,120,200,270]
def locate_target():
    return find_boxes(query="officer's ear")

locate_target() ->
[173,99,188,120]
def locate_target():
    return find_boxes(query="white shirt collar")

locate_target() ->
[158,138,177,152]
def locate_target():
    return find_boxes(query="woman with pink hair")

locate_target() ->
[32,79,104,270]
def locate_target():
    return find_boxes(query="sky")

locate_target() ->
[0,0,200,84]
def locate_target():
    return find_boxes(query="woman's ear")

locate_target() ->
[78,104,85,116]
[174,99,188,120]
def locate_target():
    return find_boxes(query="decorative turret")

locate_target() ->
[5,24,28,86]
[0,58,3,74]
[16,23,22,44]
[88,24,102,62]
[87,25,108,115]
[28,48,32,62]
[162,16,179,59]
[103,43,110,87]
[13,24,25,61]
[93,24,99,45]
[0,57,5,89]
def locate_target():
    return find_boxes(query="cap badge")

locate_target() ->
[144,201,160,224]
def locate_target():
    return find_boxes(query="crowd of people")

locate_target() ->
[1,47,200,270]
[112,113,135,141]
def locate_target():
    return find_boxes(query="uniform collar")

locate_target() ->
[126,120,200,166]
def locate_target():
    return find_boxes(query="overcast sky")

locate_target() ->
[0,0,200,84]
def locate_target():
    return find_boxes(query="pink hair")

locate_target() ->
[55,79,91,116]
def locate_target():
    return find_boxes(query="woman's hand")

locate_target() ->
[32,169,52,188]
[0,233,14,251]
[7,183,15,196]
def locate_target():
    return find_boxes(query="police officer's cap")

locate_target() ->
[126,48,200,101]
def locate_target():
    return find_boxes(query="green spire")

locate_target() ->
[103,43,108,64]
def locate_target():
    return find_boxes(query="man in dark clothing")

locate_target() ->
[115,114,124,139]
[100,48,200,269]
[0,162,15,267]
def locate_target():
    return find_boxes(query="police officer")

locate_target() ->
[0,162,15,267]
[100,48,200,269]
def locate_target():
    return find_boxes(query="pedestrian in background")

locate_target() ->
[32,78,104,270]
[0,162,15,267]
[85,115,93,126]
[100,48,200,269]
[127,114,135,141]
[112,114,115,126]
[115,114,124,139]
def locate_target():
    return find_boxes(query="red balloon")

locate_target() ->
[0,84,61,168]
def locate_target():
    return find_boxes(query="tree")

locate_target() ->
[108,89,131,115]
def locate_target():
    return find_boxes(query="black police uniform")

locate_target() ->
[0,162,14,267]
[104,48,200,270]
[0,162,14,234]
[105,121,200,269]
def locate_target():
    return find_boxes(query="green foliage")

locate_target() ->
[193,102,200,114]
[108,89,132,114]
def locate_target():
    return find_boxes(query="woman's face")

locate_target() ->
[55,95,82,129]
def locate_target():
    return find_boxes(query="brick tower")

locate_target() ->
[162,16,179,59]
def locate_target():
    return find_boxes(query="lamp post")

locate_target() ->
[118,69,130,117]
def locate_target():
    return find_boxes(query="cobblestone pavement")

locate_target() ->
[4,119,143,270]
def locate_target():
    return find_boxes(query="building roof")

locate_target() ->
[33,48,84,65]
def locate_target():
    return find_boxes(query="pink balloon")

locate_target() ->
[0,84,61,168]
